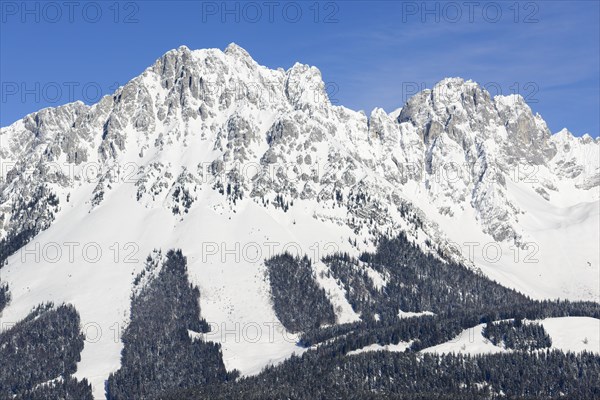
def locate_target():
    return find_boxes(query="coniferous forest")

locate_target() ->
[0,279,9,312]
[0,303,93,399]
[161,234,600,399]
[482,319,553,351]
[105,250,237,399]
[1,235,598,399]
[2,10,600,399]
[266,253,336,332]
[166,350,600,400]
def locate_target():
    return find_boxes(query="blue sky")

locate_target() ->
[1,1,598,136]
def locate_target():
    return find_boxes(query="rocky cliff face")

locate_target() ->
[1,44,598,398]
[1,44,598,260]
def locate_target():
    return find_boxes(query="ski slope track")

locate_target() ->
[0,44,598,398]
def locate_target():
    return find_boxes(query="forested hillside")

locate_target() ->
[0,279,9,312]
[266,253,336,332]
[162,234,600,399]
[0,303,92,399]
[106,250,237,399]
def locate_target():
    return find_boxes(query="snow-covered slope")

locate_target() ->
[0,44,598,397]
[421,317,600,355]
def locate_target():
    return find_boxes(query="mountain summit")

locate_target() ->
[0,44,598,398]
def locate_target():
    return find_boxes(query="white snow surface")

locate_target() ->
[421,317,600,355]
[421,323,507,355]
[0,44,598,398]
[347,340,413,356]
[398,310,435,319]
[538,317,600,354]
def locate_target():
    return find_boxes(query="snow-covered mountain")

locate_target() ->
[1,44,598,398]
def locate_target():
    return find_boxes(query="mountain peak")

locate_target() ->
[397,77,495,141]
[160,44,193,59]
[224,42,248,55]
[555,127,574,138]
[1,45,599,399]
[284,62,328,108]
[434,77,478,89]
[494,93,527,109]
[224,42,256,65]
